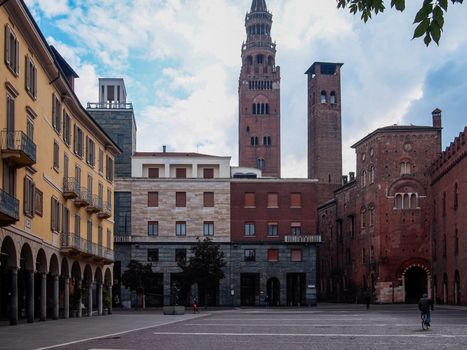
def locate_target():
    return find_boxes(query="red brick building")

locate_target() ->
[238,0,281,177]
[318,111,443,303]
[430,126,467,305]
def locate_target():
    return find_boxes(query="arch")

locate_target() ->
[1,235,18,268]
[104,267,112,286]
[404,266,427,303]
[83,264,93,283]
[61,257,70,278]
[94,266,103,285]
[71,261,82,280]
[256,158,265,170]
[35,248,48,274]
[320,90,327,104]
[49,254,59,276]
[388,177,427,197]
[330,91,336,104]
[267,277,280,306]
[20,243,34,271]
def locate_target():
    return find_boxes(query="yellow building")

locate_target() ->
[0,0,120,325]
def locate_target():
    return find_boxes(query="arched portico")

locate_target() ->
[1,235,18,325]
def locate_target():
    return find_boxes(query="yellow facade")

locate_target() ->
[0,0,120,324]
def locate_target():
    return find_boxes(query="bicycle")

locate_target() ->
[421,312,430,330]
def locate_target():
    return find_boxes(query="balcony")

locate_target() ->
[86,194,101,213]
[97,201,112,219]
[63,178,80,199]
[1,130,36,167]
[60,233,114,264]
[114,235,132,244]
[0,189,19,226]
[87,102,133,110]
[284,235,322,244]
[73,188,89,208]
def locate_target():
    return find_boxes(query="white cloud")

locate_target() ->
[31,0,467,178]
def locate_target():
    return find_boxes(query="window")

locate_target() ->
[52,94,62,134]
[349,215,355,238]
[369,166,375,184]
[203,221,214,236]
[442,191,446,216]
[63,112,71,146]
[175,249,186,263]
[244,249,256,262]
[244,193,255,207]
[362,248,366,263]
[25,55,37,98]
[148,168,159,178]
[24,176,35,217]
[34,188,43,216]
[290,223,301,236]
[256,158,265,170]
[176,168,187,178]
[98,149,104,174]
[394,193,418,210]
[5,25,19,75]
[148,249,159,262]
[203,168,214,179]
[53,141,59,170]
[252,103,270,115]
[360,208,366,228]
[291,249,302,262]
[73,125,84,157]
[148,221,158,236]
[176,192,186,207]
[148,192,159,207]
[361,170,366,187]
[74,214,80,237]
[256,54,264,64]
[267,193,278,208]
[443,234,447,258]
[330,91,336,105]
[51,197,61,232]
[87,175,93,196]
[267,249,279,262]
[62,206,69,235]
[400,161,411,175]
[251,136,259,146]
[369,207,375,226]
[86,137,95,167]
[244,223,255,236]
[64,151,69,179]
[370,246,375,262]
[263,136,271,146]
[26,118,34,141]
[267,223,278,236]
[320,90,327,104]
[290,193,301,208]
[107,229,112,249]
[176,221,187,236]
[107,188,112,207]
[203,192,214,207]
[106,155,114,181]
[454,229,459,256]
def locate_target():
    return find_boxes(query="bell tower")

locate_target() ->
[238,0,281,177]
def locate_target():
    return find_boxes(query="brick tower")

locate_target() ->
[306,62,343,184]
[238,0,281,177]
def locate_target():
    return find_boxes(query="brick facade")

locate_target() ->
[430,127,467,305]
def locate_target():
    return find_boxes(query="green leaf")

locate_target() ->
[413,18,430,39]
[391,0,406,11]
[413,3,433,24]
[430,21,441,45]
[432,6,444,28]
[439,0,448,11]
[424,33,432,46]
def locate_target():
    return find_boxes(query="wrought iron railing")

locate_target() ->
[87,102,133,110]
[0,188,19,220]
[60,233,114,260]
[284,235,322,243]
[63,177,80,195]
[1,130,36,162]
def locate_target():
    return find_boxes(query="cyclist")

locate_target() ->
[418,293,434,327]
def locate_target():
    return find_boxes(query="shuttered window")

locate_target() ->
[148,168,159,178]
[148,192,159,207]
[290,193,301,208]
[176,168,186,178]
[244,193,255,207]
[291,249,302,262]
[203,192,214,207]
[176,192,186,207]
[267,249,279,262]
[203,168,214,179]
[267,193,278,208]
[5,24,19,75]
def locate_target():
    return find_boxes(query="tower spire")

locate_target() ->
[250,0,268,13]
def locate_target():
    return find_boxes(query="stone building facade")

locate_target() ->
[430,127,467,305]
[318,111,443,303]
[238,0,281,178]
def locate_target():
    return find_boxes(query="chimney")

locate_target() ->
[432,108,442,129]
[162,145,166,153]
[342,175,348,185]
[349,172,355,182]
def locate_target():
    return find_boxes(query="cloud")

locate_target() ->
[30,0,467,178]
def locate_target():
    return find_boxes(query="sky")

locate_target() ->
[24,0,467,178]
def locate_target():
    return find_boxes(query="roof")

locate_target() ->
[351,124,441,149]
[305,62,344,75]
[133,152,229,158]
[50,46,79,78]
[251,0,268,12]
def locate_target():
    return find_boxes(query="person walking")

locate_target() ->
[418,293,434,327]
[192,297,199,314]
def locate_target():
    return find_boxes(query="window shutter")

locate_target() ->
[5,25,10,65]
[25,56,30,92]
[14,38,19,74]
[23,177,29,216]
[52,94,56,129]
[73,124,77,153]
[51,199,56,231]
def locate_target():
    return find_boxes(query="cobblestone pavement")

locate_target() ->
[3,304,467,350]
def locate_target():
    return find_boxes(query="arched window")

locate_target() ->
[256,54,264,64]
[370,246,375,262]
[263,136,271,146]
[400,161,411,175]
[265,103,269,114]
[454,183,458,210]
[360,208,366,228]
[403,194,410,209]
[252,104,256,115]
[330,91,336,104]
[251,136,258,146]
[454,228,459,256]
[361,170,366,187]
[395,194,403,209]
[369,206,375,226]
[362,248,366,263]
[320,90,327,104]
[256,158,265,170]
[410,193,417,208]
[369,166,375,184]
[443,234,447,257]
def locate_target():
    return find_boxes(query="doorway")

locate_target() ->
[404,267,427,303]
[267,277,280,306]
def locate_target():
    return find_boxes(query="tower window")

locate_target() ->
[257,158,265,170]
[330,91,336,104]
[400,161,411,175]
[320,91,327,104]
[263,136,271,146]
[257,54,264,64]
[252,103,270,115]
[251,136,258,146]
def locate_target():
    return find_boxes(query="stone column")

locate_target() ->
[26,271,34,323]
[108,286,113,314]
[10,268,18,326]
[53,275,59,320]
[77,280,82,318]
[97,283,103,316]
[163,273,171,306]
[87,282,93,316]
[63,277,69,319]
[40,273,47,321]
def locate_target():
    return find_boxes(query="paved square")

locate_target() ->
[3,305,467,350]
